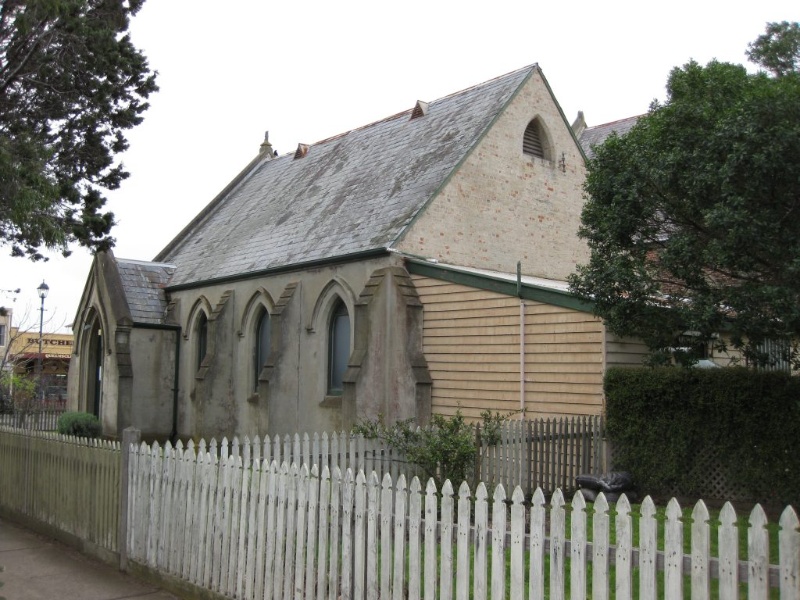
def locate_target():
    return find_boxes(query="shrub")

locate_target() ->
[353,411,477,489]
[57,411,101,438]
[605,367,800,505]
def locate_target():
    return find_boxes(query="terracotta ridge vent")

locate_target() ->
[410,100,429,120]
[294,143,309,159]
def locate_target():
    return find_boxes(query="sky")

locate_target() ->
[1,0,797,333]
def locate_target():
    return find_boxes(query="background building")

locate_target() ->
[8,327,72,407]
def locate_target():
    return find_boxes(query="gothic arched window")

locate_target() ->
[327,299,350,395]
[196,312,208,371]
[254,308,271,390]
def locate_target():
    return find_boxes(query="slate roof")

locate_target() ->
[155,65,538,287]
[579,115,640,159]
[116,258,176,324]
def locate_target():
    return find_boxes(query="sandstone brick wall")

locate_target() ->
[396,68,589,281]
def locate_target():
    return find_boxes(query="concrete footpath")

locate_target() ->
[0,517,181,600]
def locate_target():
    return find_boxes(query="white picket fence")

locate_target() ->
[127,439,800,600]
[187,433,419,484]
[187,414,603,499]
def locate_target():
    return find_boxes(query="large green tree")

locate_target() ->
[0,0,157,259]
[746,20,800,77]
[569,23,800,368]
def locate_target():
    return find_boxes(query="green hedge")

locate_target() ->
[605,367,800,505]
[56,411,101,438]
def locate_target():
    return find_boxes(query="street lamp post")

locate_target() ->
[36,280,49,402]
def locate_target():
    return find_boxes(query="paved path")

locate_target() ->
[0,518,181,600]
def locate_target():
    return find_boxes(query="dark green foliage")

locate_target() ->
[747,20,800,77]
[353,411,477,489]
[569,23,800,368]
[605,367,800,505]
[57,410,101,438]
[0,0,158,259]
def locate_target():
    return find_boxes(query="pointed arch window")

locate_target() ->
[328,299,350,395]
[254,308,271,391]
[523,118,551,160]
[196,312,208,371]
[89,322,103,418]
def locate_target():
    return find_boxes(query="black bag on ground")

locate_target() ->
[598,471,633,493]
[575,474,603,490]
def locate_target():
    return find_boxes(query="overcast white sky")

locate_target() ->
[1,0,797,332]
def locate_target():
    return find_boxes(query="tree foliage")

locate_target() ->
[747,20,800,77]
[0,0,157,259]
[0,370,34,412]
[570,24,800,367]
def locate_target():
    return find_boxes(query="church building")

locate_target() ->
[68,64,644,440]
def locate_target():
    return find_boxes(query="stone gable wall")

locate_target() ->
[396,69,589,281]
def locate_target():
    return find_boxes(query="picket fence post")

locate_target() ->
[118,427,141,571]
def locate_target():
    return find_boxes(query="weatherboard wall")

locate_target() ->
[411,275,605,420]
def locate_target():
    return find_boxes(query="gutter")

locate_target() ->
[132,322,181,442]
[404,258,595,313]
[165,248,390,293]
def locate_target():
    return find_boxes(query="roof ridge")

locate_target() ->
[585,114,643,131]
[306,64,539,149]
[116,257,176,268]
[434,63,537,103]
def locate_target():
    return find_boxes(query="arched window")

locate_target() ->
[85,320,103,418]
[196,312,208,371]
[523,118,551,160]
[327,299,350,395]
[254,308,271,391]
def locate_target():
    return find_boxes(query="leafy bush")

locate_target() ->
[605,367,800,505]
[57,411,101,438]
[0,372,35,412]
[353,411,477,489]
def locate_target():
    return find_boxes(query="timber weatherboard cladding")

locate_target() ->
[412,275,604,420]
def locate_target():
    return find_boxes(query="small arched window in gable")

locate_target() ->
[328,299,350,396]
[196,312,208,371]
[523,118,552,161]
[254,308,271,391]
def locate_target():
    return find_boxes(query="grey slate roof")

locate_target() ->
[579,115,640,159]
[116,258,176,324]
[155,65,537,287]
